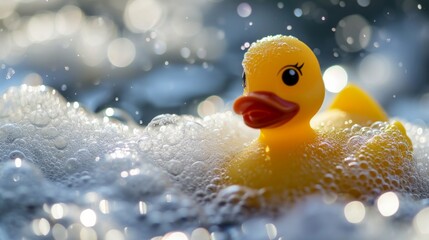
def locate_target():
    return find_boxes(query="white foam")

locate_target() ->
[1,85,429,239]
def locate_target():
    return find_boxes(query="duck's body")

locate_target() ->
[226,101,415,202]
[224,35,424,202]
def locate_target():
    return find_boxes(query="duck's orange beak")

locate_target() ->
[233,92,299,129]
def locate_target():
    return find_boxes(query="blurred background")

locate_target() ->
[0,0,428,124]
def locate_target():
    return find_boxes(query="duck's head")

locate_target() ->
[234,35,325,130]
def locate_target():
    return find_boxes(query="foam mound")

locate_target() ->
[1,85,429,239]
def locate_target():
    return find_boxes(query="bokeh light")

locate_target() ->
[80,209,97,227]
[413,207,429,234]
[357,0,371,7]
[265,223,278,240]
[52,224,67,240]
[344,201,366,224]
[27,13,55,43]
[14,157,21,168]
[163,232,189,240]
[335,14,372,52]
[124,0,163,33]
[55,5,84,36]
[197,95,224,117]
[139,201,148,215]
[0,1,17,19]
[376,192,400,217]
[323,65,348,93]
[359,54,393,87]
[191,228,210,240]
[107,38,136,68]
[51,203,65,219]
[105,229,125,240]
[32,218,50,236]
[23,73,43,86]
[80,227,97,240]
[99,199,110,214]
[237,3,252,18]
[294,8,303,17]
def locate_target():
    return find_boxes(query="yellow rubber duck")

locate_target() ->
[224,35,422,202]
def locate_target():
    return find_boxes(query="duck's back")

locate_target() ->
[312,84,388,128]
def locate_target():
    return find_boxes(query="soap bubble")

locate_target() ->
[335,14,372,52]
[294,8,303,17]
[357,0,371,7]
[237,3,252,18]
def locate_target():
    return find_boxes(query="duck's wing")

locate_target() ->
[328,84,388,122]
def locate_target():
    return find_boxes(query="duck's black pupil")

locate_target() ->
[242,72,246,88]
[282,68,299,86]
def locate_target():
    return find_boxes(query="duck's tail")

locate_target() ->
[328,84,388,123]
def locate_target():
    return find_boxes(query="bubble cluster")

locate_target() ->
[140,112,256,195]
[313,121,429,201]
[224,119,429,207]
[0,85,205,239]
[2,85,429,239]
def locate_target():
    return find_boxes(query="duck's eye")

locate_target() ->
[282,68,299,86]
[242,71,246,88]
